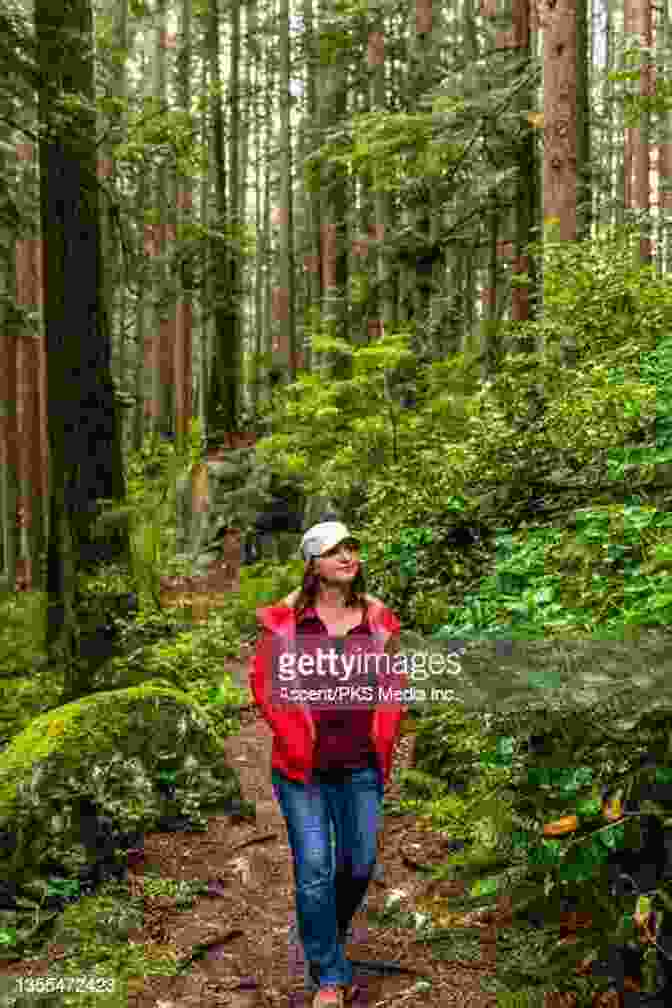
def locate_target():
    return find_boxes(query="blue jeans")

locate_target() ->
[271,765,384,989]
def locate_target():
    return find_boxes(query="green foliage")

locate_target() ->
[4,217,662,998]
[108,613,248,738]
[423,505,672,644]
[0,877,179,1002]
[607,332,672,474]
[608,42,672,124]
[101,418,203,611]
[0,589,46,680]
[0,593,61,742]
[221,556,307,642]
[401,699,672,999]
[510,226,672,363]
[248,222,672,1004]
[253,326,417,499]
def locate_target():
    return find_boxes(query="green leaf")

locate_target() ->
[528,839,561,867]
[510,830,532,851]
[470,875,500,898]
[557,767,594,793]
[598,822,626,849]
[525,669,564,689]
[497,736,516,758]
[576,797,602,819]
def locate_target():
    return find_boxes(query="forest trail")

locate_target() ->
[119,682,503,1008]
[3,649,506,1008]
[3,532,516,1008]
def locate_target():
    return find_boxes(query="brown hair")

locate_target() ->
[293,557,368,617]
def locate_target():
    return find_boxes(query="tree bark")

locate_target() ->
[539,0,578,241]
[175,0,194,454]
[205,0,242,439]
[35,0,126,703]
[0,122,19,591]
[276,0,296,377]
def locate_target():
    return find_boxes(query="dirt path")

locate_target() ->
[117,666,503,1008]
[3,528,512,1008]
[3,659,505,1008]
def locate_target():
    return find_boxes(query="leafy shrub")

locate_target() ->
[0,590,47,681]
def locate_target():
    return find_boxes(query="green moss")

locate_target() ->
[0,684,242,884]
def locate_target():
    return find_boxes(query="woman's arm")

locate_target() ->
[249,628,281,725]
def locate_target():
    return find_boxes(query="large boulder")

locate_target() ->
[0,683,249,889]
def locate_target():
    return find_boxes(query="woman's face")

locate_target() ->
[312,539,360,586]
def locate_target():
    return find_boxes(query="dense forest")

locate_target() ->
[1,0,672,1005]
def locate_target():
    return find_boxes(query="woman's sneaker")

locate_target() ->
[312,989,343,1008]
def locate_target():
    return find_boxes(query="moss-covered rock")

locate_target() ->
[0,683,247,888]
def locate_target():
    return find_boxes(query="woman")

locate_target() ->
[249,521,408,1008]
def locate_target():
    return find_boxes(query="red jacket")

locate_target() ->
[249,590,407,789]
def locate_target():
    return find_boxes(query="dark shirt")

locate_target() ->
[295,605,379,777]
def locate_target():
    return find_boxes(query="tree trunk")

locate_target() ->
[540,0,578,240]
[275,0,296,377]
[206,0,242,440]
[320,11,350,381]
[301,0,321,370]
[263,32,275,396]
[575,0,590,240]
[35,0,126,703]
[151,1,173,437]
[228,0,243,390]
[198,49,212,431]
[511,0,537,326]
[538,0,578,367]
[110,0,130,452]
[175,0,194,455]
[658,0,672,271]
[0,123,19,591]
[369,9,395,340]
[13,132,45,592]
[250,0,264,411]
[630,0,653,263]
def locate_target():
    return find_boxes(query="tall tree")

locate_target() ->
[205,0,243,438]
[13,122,45,591]
[135,20,156,449]
[150,0,173,437]
[35,0,126,702]
[275,0,296,376]
[175,0,194,454]
[368,8,395,341]
[319,6,350,380]
[540,0,578,240]
[301,0,321,371]
[262,15,275,396]
[0,119,19,591]
[249,0,268,413]
[538,0,579,367]
[629,0,653,263]
[228,0,243,388]
[658,0,672,271]
[575,0,590,239]
[511,0,539,325]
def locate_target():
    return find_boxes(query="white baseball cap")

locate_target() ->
[299,522,361,562]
